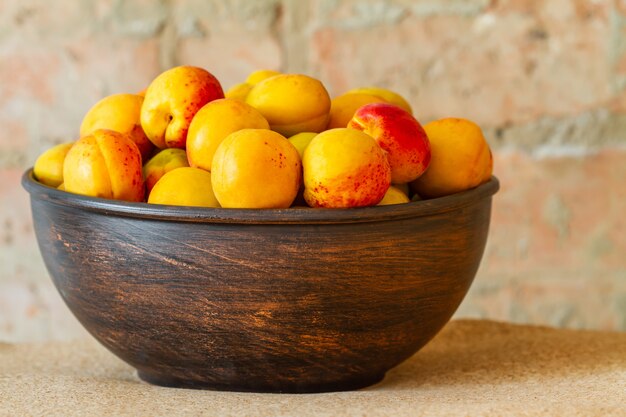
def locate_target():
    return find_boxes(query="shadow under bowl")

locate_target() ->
[22,169,498,393]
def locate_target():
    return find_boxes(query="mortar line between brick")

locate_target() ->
[279,0,310,74]
[158,0,178,70]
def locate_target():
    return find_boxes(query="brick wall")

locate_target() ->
[1,0,624,341]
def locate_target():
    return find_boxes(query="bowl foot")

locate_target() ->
[137,370,386,393]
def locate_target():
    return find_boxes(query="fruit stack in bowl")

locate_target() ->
[33,66,493,209]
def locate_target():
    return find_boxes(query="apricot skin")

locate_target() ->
[63,129,144,202]
[303,128,391,208]
[143,148,190,193]
[140,66,224,149]
[410,118,493,198]
[245,74,331,137]
[33,142,74,187]
[349,103,430,184]
[148,167,219,208]
[211,129,301,209]
[327,93,386,129]
[80,93,154,161]
[186,99,269,172]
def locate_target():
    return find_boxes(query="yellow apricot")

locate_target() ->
[80,93,154,161]
[346,87,412,114]
[33,142,74,187]
[303,128,391,208]
[245,74,331,137]
[143,148,190,193]
[327,93,386,129]
[148,167,219,208]
[410,118,493,198]
[377,186,410,206]
[245,69,280,85]
[63,129,144,202]
[186,98,269,172]
[287,132,317,159]
[225,82,253,101]
[211,129,301,208]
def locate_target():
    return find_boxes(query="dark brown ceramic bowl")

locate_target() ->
[22,169,498,393]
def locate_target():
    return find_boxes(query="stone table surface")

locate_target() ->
[0,319,624,416]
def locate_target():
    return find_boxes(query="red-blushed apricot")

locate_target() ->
[63,129,144,202]
[303,128,391,208]
[349,103,430,184]
[327,93,386,129]
[140,66,224,149]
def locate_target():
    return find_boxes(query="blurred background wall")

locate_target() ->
[1,0,625,341]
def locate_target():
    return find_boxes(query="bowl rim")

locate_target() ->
[22,168,499,224]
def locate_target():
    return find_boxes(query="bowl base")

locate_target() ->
[137,370,386,393]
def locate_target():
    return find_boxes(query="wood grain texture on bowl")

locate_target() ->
[22,169,498,393]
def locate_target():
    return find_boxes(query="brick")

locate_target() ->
[0,1,94,41]
[171,0,282,88]
[177,36,282,89]
[0,35,160,169]
[484,110,626,151]
[457,273,626,330]
[486,149,626,271]
[308,0,616,136]
[1,0,626,339]
[0,168,87,341]
[0,279,87,342]
[0,169,44,273]
[108,0,168,38]
[456,149,626,330]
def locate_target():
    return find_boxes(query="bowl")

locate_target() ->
[22,169,498,393]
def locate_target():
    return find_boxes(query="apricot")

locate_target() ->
[303,128,391,208]
[33,142,74,187]
[287,132,317,159]
[245,74,331,137]
[346,87,412,114]
[140,66,224,149]
[224,70,280,102]
[211,129,301,208]
[143,148,190,193]
[63,129,144,202]
[410,118,493,198]
[377,186,410,206]
[80,93,154,161]
[246,69,280,84]
[148,167,219,208]
[349,103,430,184]
[186,99,269,172]
[327,93,386,129]
[224,82,253,101]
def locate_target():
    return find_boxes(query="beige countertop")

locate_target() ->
[1,319,624,416]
